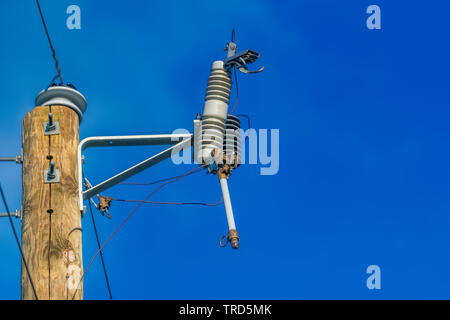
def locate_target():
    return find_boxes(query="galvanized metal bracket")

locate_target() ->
[224,49,264,74]
[43,121,60,136]
[44,169,60,183]
[223,32,264,74]
[43,113,60,136]
[44,162,60,184]
[78,132,194,213]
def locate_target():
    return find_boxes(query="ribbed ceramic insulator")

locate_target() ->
[223,115,241,165]
[200,61,232,162]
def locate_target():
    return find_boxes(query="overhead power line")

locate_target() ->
[72,165,207,299]
[0,184,39,300]
[35,0,63,84]
[118,175,183,186]
[108,197,223,207]
[83,172,113,300]
[88,197,113,300]
[228,68,239,114]
[82,167,220,299]
[234,114,251,131]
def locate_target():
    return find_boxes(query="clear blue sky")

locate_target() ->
[1,0,450,299]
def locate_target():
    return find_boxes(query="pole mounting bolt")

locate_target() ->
[0,209,21,219]
[43,112,60,136]
[44,161,60,184]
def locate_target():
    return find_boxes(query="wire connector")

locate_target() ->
[209,149,238,179]
[220,229,239,249]
[98,196,112,219]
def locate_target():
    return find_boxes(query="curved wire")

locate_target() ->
[82,171,114,299]
[88,198,113,300]
[36,0,63,84]
[118,175,182,186]
[108,197,223,207]
[228,68,239,114]
[234,114,250,131]
[72,165,207,299]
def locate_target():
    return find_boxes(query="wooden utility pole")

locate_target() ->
[21,88,85,300]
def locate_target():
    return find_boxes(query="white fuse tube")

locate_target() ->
[219,177,239,249]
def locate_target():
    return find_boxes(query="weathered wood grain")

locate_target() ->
[22,106,83,300]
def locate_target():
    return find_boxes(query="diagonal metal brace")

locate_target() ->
[78,134,193,212]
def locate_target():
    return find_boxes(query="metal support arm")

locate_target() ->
[78,133,192,212]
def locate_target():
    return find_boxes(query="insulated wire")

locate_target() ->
[0,183,39,300]
[88,196,113,300]
[234,114,251,132]
[72,165,207,299]
[118,175,182,186]
[82,171,113,299]
[228,68,239,114]
[108,197,223,207]
[36,0,63,84]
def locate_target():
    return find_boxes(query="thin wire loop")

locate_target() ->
[36,0,63,85]
[219,235,229,247]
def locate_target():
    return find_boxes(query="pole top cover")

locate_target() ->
[35,85,87,122]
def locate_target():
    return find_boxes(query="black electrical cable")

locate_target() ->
[119,175,183,186]
[36,0,63,85]
[234,114,251,132]
[0,183,39,300]
[228,68,239,114]
[234,114,251,144]
[83,171,113,300]
[72,165,207,299]
[88,198,113,300]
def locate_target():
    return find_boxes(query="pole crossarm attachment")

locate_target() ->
[0,209,21,219]
[0,156,22,164]
[78,134,193,212]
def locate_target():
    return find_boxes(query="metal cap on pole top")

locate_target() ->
[35,84,87,122]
